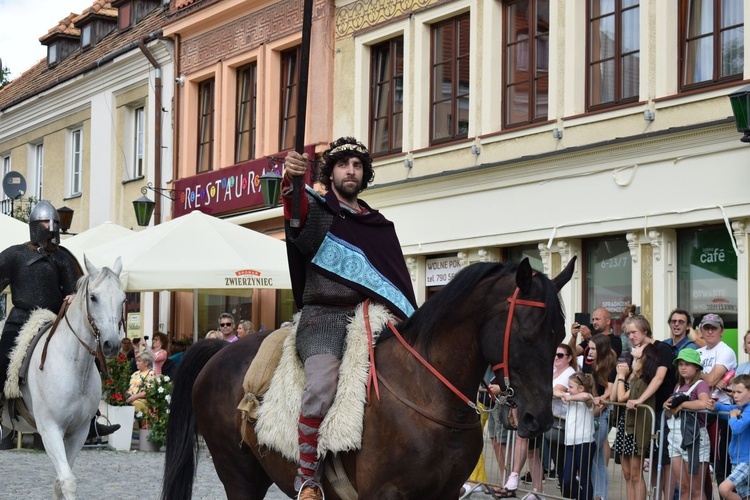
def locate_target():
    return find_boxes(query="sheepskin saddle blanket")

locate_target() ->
[3,309,57,398]
[245,302,395,461]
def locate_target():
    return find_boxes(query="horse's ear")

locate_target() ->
[112,257,123,277]
[84,255,98,277]
[553,256,577,292]
[516,258,533,293]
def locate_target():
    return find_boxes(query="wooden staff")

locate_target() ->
[290,0,314,228]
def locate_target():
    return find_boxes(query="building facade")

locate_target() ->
[162,0,335,336]
[317,0,749,359]
[0,0,175,335]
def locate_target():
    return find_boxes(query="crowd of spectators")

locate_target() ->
[474,308,749,500]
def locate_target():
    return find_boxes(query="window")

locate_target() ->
[70,129,83,195]
[47,44,58,66]
[584,236,631,337]
[680,0,744,91]
[197,79,215,173]
[33,143,44,199]
[119,2,132,30]
[235,63,258,163]
[431,14,470,144]
[1,155,10,201]
[280,47,301,151]
[370,37,404,156]
[134,107,145,177]
[504,0,549,128]
[506,244,544,272]
[588,0,640,109]
[677,226,738,330]
[82,25,92,48]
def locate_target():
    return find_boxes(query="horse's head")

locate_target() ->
[81,256,126,359]
[482,257,575,438]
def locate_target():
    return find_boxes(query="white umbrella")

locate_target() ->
[86,211,292,339]
[87,210,291,293]
[0,213,29,251]
[62,221,135,265]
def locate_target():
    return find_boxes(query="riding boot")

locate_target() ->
[87,416,121,440]
[296,414,323,498]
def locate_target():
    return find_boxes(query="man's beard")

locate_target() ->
[333,177,360,201]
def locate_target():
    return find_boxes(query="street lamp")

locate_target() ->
[728,85,750,143]
[259,170,283,208]
[132,195,155,227]
[57,206,75,234]
[133,182,174,226]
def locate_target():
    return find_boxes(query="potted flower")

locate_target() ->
[101,353,135,451]
[138,374,173,450]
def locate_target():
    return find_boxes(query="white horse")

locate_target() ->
[1,257,125,500]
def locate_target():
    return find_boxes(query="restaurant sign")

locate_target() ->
[173,145,315,217]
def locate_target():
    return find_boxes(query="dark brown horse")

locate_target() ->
[161,257,575,499]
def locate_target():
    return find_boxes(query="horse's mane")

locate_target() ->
[75,266,117,292]
[400,261,565,351]
[401,262,510,348]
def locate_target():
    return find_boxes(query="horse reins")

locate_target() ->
[39,279,123,378]
[490,281,547,401]
[366,277,549,426]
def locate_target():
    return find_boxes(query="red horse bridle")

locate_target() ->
[365,277,548,416]
[490,284,547,402]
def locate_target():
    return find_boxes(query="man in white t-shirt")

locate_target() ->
[696,313,737,485]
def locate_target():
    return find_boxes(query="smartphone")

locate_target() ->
[574,312,590,326]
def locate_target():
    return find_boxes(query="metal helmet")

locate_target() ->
[29,200,61,246]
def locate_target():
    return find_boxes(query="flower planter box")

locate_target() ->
[104,404,135,451]
[138,429,161,452]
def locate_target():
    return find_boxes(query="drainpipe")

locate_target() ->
[139,33,163,334]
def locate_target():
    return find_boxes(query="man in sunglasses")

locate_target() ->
[218,313,238,343]
[663,308,698,356]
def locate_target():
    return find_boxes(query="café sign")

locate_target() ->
[173,145,315,217]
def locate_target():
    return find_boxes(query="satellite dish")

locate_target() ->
[2,171,27,199]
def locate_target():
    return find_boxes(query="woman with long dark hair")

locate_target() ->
[586,334,617,500]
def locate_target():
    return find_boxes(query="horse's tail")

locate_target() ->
[160,339,227,500]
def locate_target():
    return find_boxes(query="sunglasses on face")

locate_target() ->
[555,353,566,358]
[220,323,233,327]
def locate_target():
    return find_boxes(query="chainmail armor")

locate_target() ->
[0,243,80,392]
[287,193,366,361]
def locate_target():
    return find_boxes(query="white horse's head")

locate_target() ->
[82,256,126,359]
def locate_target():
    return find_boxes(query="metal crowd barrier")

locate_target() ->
[465,395,746,500]
[655,407,745,500]
[464,400,659,499]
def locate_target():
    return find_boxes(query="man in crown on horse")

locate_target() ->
[283,137,417,500]
[0,201,120,444]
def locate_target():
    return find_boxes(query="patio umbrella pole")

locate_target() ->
[289,0,313,228]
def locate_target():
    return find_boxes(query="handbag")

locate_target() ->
[670,380,703,448]
[544,416,565,447]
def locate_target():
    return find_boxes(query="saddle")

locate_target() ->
[238,302,395,461]
[4,309,57,398]
[2,309,57,429]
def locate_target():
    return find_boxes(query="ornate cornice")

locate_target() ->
[335,0,450,39]
[647,230,663,261]
[732,220,746,254]
[180,0,328,74]
[537,242,551,276]
[626,232,640,263]
[406,256,417,281]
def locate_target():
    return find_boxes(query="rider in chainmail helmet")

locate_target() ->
[0,201,119,441]
[283,138,417,500]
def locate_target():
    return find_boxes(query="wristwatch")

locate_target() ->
[617,378,626,383]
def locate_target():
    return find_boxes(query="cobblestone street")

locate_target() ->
[0,446,289,499]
